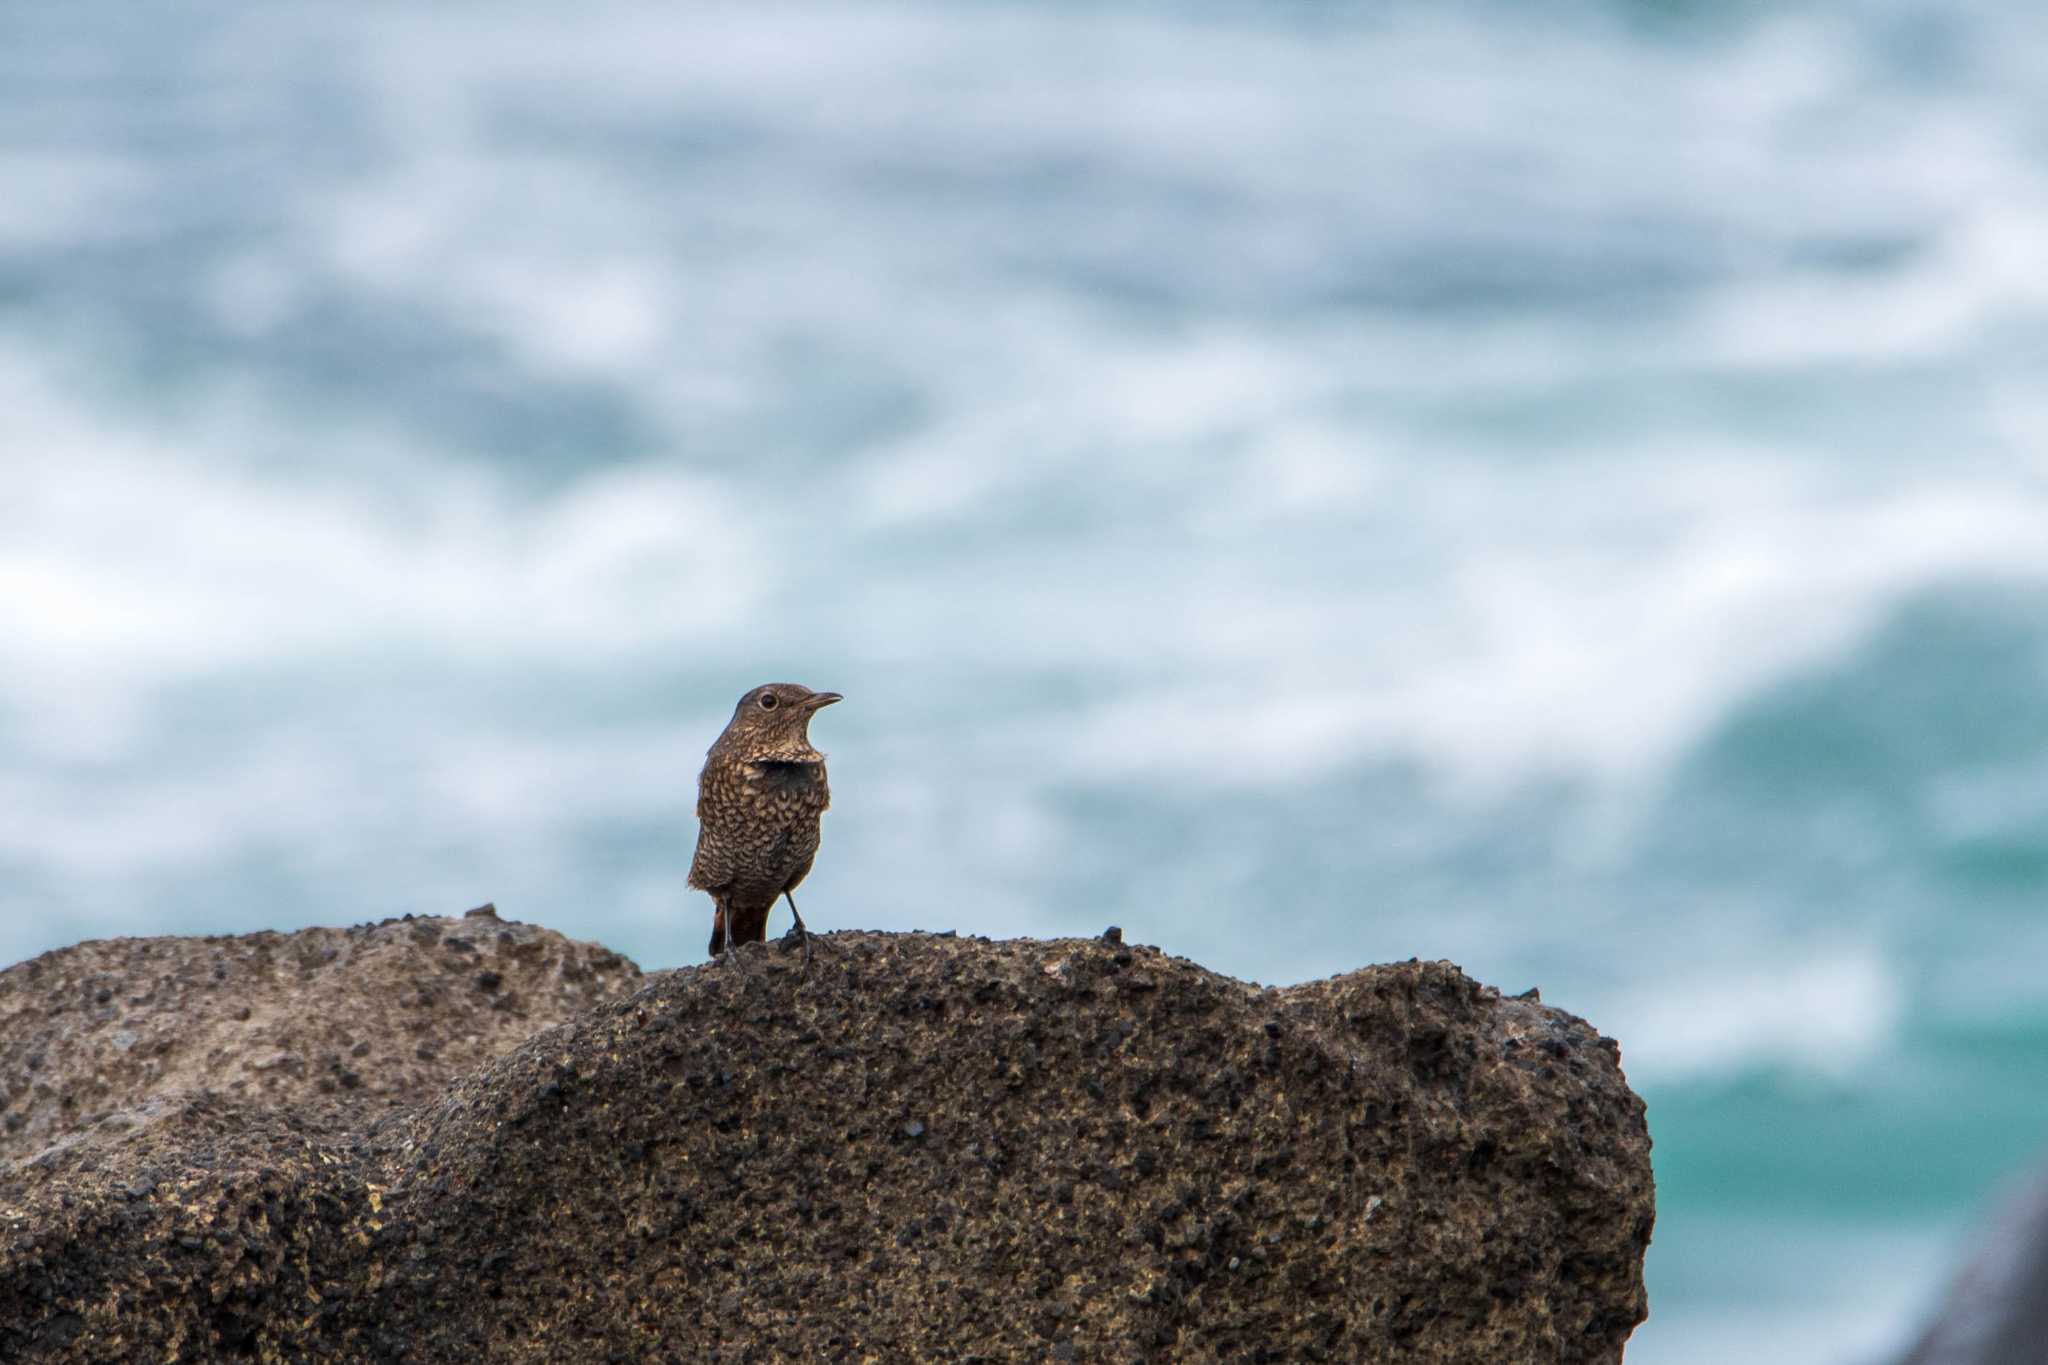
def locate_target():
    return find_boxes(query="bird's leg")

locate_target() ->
[778,891,834,965]
[717,906,748,970]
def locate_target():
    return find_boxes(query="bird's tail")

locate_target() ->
[730,904,770,944]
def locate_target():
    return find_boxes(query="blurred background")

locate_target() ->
[4,0,2047,1358]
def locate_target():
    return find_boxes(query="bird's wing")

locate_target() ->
[687,826,734,892]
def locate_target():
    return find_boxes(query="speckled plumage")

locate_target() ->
[689,682,840,957]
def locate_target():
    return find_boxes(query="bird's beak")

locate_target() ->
[802,691,843,711]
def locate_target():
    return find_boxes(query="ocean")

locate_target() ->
[5,1,2048,1358]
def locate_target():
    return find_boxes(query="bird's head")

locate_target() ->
[715,682,842,761]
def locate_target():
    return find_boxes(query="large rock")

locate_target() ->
[0,923,1653,1362]
[0,905,640,1165]
[1898,1155,2048,1365]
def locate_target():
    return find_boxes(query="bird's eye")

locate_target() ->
[758,693,778,710]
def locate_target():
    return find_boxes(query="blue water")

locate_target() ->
[6,2,2048,1357]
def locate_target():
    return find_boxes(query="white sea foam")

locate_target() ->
[1607,944,1905,1085]
[0,349,762,676]
[121,0,2048,817]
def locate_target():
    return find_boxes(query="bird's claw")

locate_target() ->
[778,920,835,968]
[778,921,812,966]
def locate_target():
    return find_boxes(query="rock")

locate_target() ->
[0,930,1652,1362]
[1898,1154,2048,1365]
[0,913,641,1165]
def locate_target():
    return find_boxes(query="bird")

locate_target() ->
[689,682,841,962]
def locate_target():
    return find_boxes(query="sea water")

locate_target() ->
[4,2,2048,1359]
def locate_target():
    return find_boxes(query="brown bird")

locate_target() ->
[689,682,841,961]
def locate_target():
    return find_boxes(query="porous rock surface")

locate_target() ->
[0,906,639,1166]
[0,924,1653,1362]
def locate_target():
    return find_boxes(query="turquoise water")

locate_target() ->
[6,2,2048,1357]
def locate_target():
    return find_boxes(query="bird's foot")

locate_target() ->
[777,920,834,967]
